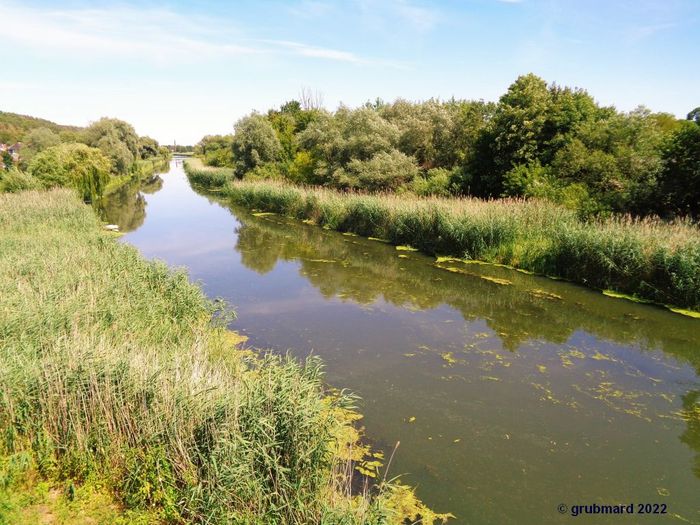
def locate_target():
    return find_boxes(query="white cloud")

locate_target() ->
[0,1,382,65]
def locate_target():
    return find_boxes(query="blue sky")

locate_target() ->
[1,0,698,144]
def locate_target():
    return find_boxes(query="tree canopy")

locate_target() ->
[195,75,699,218]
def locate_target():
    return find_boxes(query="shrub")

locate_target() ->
[412,168,454,197]
[0,168,39,193]
[28,143,111,202]
[331,150,419,192]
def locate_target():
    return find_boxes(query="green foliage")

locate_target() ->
[0,190,441,524]
[1,151,13,170]
[217,179,700,310]
[197,74,695,217]
[183,157,235,189]
[688,107,700,124]
[137,136,160,160]
[82,118,139,176]
[332,150,418,192]
[0,168,40,193]
[28,143,111,202]
[657,122,700,217]
[412,168,453,197]
[20,127,60,166]
[195,134,235,167]
[0,111,80,144]
[231,114,283,178]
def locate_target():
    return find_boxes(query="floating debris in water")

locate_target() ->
[303,258,337,263]
[435,256,462,263]
[530,289,562,300]
[396,245,418,251]
[480,275,512,286]
[251,211,277,217]
[441,352,457,365]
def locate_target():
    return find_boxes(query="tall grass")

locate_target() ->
[213,179,700,310]
[0,189,447,524]
[183,158,235,189]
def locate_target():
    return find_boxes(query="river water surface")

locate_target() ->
[103,159,700,524]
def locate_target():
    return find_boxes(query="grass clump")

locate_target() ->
[212,179,700,311]
[0,189,448,524]
[183,157,235,190]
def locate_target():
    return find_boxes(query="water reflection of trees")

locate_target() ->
[230,210,700,481]
[233,210,700,369]
[99,175,163,232]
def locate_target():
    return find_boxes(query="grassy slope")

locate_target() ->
[0,189,446,524]
[184,160,700,312]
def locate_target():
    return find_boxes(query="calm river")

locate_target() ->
[103,159,700,524]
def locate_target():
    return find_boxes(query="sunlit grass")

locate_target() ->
[217,179,700,310]
[183,157,235,189]
[0,189,448,524]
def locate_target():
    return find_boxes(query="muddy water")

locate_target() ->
[106,160,700,524]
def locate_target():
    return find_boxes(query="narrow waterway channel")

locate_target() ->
[103,159,700,524]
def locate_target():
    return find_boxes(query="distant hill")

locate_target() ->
[0,111,82,144]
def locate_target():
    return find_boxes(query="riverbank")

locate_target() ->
[0,188,446,524]
[184,160,700,312]
[103,156,171,195]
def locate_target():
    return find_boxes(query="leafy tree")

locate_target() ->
[300,107,400,184]
[466,75,603,197]
[687,107,700,125]
[231,114,282,178]
[82,118,139,175]
[21,127,61,166]
[195,135,235,167]
[657,122,700,217]
[138,136,160,159]
[28,143,111,202]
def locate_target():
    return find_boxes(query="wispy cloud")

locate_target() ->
[627,22,677,42]
[354,0,441,34]
[287,0,333,19]
[0,1,388,66]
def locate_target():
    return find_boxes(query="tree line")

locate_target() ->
[196,74,699,218]
[0,116,170,201]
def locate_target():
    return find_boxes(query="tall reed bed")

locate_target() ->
[0,189,446,524]
[183,158,235,189]
[218,179,700,310]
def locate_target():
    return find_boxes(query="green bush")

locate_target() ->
[331,150,419,192]
[0,168,39,193]
[412,168,454,197]
[28,143,111,202]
